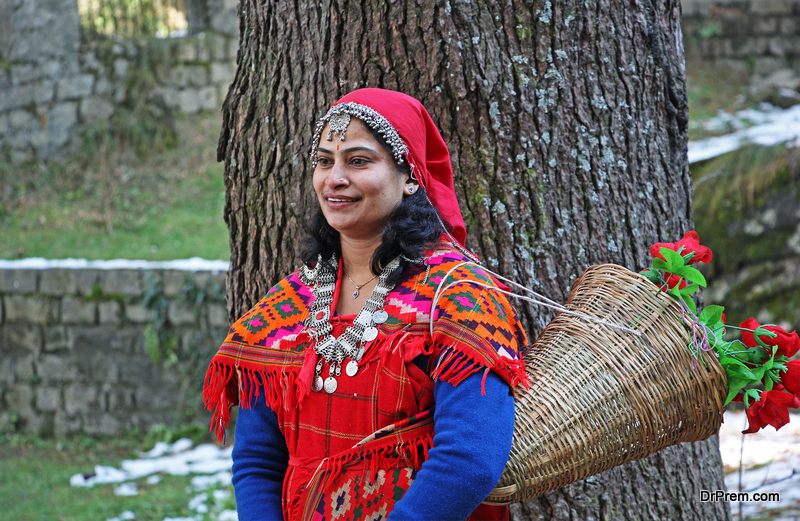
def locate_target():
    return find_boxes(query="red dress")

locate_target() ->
[204,243,528,520]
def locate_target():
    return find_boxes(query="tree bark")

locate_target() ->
[218,0,731,518]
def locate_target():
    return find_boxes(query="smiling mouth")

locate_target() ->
[326,197,360,203]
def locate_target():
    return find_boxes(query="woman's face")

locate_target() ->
[313,118,411,243]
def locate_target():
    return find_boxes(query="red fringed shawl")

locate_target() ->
[203,242,528,520]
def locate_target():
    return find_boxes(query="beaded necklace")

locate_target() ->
[302,255,401,393]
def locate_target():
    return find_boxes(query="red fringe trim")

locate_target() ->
[202,357,309,443]
[430,341,530,393]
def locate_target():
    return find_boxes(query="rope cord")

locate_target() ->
[429,261,643,338]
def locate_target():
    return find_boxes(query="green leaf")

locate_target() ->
[750,366,767,381]
[698,305,725,329]
[641,269,662,285]
[681,294,697,314]
[660,247,686,272]
[672,266,707,287]
[719,353,749,368]
[652,258,668,271]
[727,364,756,381]
[723,388,739,406]
[706,332,726,350]
[724,377,749,406]
[679,284,700,296]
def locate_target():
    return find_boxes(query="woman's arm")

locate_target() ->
[388,365,515,521]
[231,386,289,521]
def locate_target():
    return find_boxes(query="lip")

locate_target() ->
[324,195,361,208]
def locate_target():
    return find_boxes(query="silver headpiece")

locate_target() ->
[309,102,408,167]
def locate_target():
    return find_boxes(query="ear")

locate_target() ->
[403,178,420,197]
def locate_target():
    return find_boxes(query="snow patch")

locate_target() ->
[689,104,800,163]
[0,257,228,272]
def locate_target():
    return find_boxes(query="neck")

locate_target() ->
[339,234,381,280]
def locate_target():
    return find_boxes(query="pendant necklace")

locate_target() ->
[302,254,399,394]
[345,270,378,298]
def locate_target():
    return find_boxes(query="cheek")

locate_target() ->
[312,170,325,196]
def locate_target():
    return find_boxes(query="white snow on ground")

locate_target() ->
[69,438,237,521]
[688,103,800,163]
[719,410,800,520]
[0,257,228,272]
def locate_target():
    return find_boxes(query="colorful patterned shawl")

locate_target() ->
[204,242,528,439]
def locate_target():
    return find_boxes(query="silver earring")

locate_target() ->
[407,186,416,194]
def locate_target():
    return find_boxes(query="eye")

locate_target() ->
[316,156,332,166]
[350,157,370,166]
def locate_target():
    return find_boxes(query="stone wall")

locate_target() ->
[0,0,238,163]
[682,0,800,100]
[0,267,228,436]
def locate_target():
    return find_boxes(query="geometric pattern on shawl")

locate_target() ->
[203,239,529,442]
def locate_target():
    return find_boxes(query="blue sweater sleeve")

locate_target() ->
[389,364,515,521]
[231,385,288,521]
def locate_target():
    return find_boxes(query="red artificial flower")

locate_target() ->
[650,230,713,264]
[664,273,687,290]
[782,359,800,397]
[640,269,687,291]
[743,390,800,433]
[740,318,800,358]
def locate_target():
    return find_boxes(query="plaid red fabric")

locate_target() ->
[203,241,528,520]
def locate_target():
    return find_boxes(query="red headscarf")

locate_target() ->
[326,88,468,247]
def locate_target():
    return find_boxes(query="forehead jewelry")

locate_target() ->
[310,102,409,168]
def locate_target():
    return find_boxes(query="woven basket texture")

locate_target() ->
[486,264,727,504]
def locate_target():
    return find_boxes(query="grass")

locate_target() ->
[685,56,755,141]
[0,112,229,261]
[0,431,235,521]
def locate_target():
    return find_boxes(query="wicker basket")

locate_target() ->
[485,264,727,504]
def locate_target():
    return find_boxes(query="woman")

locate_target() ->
[203,88,529,521]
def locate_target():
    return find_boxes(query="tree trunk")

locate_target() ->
[218,0,731,518]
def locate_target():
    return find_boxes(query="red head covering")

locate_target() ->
[318,88,467,247]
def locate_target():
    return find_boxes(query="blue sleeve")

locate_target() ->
[231,384,289,521]
[388,361,515,521]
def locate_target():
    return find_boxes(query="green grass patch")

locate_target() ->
[0,432,235,521]
[0,113,229,261]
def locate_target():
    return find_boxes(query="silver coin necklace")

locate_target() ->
[302,254,398,394]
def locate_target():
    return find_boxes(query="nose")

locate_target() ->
[324,162,349,189]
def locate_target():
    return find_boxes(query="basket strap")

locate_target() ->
[431,262,643,338]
